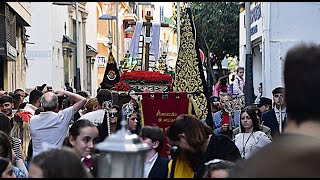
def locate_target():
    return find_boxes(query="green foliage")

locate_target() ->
[227,55,239,74]
[171,2,239,85]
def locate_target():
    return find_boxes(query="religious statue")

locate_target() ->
[121,51,137,73]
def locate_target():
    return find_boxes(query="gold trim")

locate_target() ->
[139,99,145,127]
[173,4,208,121]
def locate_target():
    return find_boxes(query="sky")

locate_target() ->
[153,2,173,23]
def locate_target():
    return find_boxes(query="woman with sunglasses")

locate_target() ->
[234,106,271,159]
[97,105,121,143]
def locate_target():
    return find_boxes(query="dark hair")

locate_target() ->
[96,89,112,106]
[240,106,260,132]
[0,157,10,176]
[0,95,13,104]
[65,82,70,87]
[166,114,212,154]
[272,87,284,95]
[18,102,27,110]
[0,131,12,159]
[236,67,244,73]
[203,159,235,178]
[13,89,24,95]
[0,113,12,135]
[29,90,43,105]
[65,119,96,147]
[30,148,91,178]
[139,126,165,152]
[76,91,89,98]
[284,43,320,123]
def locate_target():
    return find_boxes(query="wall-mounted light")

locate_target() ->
[91,58,95,65]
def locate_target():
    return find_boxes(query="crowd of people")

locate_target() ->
[0,43,320,178]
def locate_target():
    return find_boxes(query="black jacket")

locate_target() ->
[148,156,169,178]
[194,134,241,178]
[262,109,286,137]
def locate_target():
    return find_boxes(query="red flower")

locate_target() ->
[120,71,172,83]
[17,111,32,122]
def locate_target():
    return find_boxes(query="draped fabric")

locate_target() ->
[129,21,143,59]
[173,4,211,127]
[140,92,191,158]
[150,22,161,63]
[100,52,120,89]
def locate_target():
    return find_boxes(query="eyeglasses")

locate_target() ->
[109,112,118,117]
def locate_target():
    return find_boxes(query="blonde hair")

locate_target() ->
[83,98,99,114]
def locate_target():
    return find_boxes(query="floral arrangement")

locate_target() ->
[112,81,131,91]
[120,70,172,84]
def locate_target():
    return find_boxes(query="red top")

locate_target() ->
[220,113,230,126]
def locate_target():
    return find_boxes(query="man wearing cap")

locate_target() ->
[255,97,272,114]
[261,87,286,137]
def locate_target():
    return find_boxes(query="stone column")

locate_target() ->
[81,11,88,92]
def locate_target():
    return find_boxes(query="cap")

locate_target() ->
[209,96,220,103]
[272,87,284,95]
[254,97,272,106]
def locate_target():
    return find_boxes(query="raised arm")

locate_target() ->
[57,90,86,114]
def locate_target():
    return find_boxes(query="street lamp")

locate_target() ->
[99,2,119,69]
[53,2,80,91]
[96,103,150,178]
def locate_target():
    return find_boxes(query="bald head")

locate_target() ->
[41,92,58,111]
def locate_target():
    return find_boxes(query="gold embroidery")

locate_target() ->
[173,4,208,121]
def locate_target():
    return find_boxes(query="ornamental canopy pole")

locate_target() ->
[113,91,202,95]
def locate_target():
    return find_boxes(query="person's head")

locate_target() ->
[96,89,112,108]
[77,91,89,98]
[240,106,260,133]
[272,87,285,108]
[220,93,231,111]
[166,114,212,155]
[236,67,244,78]
[29,148,91,178]
[13,89,25,97]
[12,94,23,110]
[258,83,262,93]
[255,97,272,113]
[109,105,120,124]
[284,43,320,126]
[219,76,228,86]
[65,82,70,87]
[83,98,99,114]
[203,159,235,178]
[0,157,15,178]
[0,113,12,136]
[68,119,99,158]
[0,95,13,116]
[139,126,165,153]
[40,92,58,112]
[29,89,43,108]
[0,131,12,160]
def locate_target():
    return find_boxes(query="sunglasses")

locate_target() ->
[109,112,118,117]
[274,94,283,98]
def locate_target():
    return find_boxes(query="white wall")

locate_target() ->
[240,2,320,98]
[26,2,55,90]
[51,3,70,90]
[86,2,99,97]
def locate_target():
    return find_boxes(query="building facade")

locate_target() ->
[0,2,31,91]
[239,2,320,98]
[25,2,91,93]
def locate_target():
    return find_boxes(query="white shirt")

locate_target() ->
[234,131,271,159]
[274,107,286,123]
[233,75,245,95]
[79,109,105,126]
[23,103,38,116]
[30,107,74,157]
[143,153,158,178]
